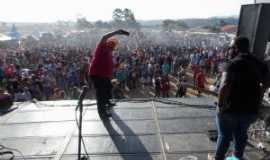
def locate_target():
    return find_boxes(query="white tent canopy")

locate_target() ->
[0,33,12,41]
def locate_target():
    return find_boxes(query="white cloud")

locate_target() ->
[0,0,254,22]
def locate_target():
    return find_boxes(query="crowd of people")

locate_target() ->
[112,43,231,97]
[1,28,269,160]
[0,47,89,101]
[0,30,232,102]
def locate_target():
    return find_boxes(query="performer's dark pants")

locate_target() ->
[90,75,112,116]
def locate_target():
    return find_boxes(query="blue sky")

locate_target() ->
[0,0,255,22]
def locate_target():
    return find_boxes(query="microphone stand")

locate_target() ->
[76,86,88,160]
[77,101,83,160]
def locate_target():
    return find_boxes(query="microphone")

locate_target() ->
[76,85,89,110]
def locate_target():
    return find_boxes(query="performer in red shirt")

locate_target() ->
[89,29,129,118]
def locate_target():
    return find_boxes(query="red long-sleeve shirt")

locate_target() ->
[89,40,113,78]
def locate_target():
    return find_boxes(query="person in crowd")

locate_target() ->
[14,86,32,102]
[0,88,13,108]
[0,62,4,87]
[130,67,137,89]
[154,75,161,97]
[195,68,205,96]
[111,79,124,99]
[43,73,54,100]
[89,29,129,118]
[162,59,170,75]
[192,64,200,87]
[50,88,65,100]
[160,74,170,97]
[176,76,188,97]
[215,37,270,160]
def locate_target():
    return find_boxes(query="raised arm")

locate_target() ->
[101,29,130,43]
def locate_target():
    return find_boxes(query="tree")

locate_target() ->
[162,20,189,31]
[203,19,229,33]
[94,20,112,29]
[112,8,140,29]
[176,20,189,29]
[113,8,124,22]
[219,20,227,27]
[123,8,140,29]
[123,8,135,22]
[76,17,93,30]
[203,25,220,33]
[162,19,175,31]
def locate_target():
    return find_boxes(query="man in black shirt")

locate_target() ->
[215,37,269,160]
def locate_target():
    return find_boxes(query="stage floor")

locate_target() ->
[0,97,263,160]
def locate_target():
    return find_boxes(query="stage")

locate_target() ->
[0,97,263,160]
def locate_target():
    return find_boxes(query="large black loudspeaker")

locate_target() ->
[237,3,270,59]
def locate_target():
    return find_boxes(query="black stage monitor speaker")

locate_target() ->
[238,3,270,59]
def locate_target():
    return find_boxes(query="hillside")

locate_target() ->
[138,16,239,28]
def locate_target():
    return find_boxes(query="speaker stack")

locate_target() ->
[238,3,270,59]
